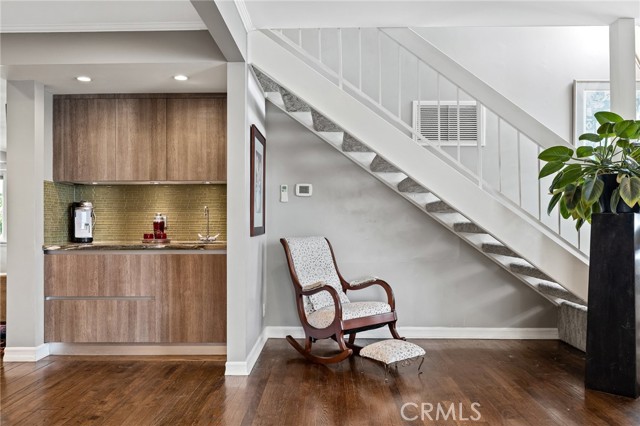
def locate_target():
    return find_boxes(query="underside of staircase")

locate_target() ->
[253,67,587,351]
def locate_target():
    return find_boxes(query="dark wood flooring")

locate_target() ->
[1,339,640,425]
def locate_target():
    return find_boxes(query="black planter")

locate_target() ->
[598,174,640,213]
[586,213,640,398]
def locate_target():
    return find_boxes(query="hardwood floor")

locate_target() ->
[2,339,640,425]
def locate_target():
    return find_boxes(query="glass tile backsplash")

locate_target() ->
[44,181,226,244]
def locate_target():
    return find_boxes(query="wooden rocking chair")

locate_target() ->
[281,237,404,364]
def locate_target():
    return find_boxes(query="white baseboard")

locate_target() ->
[265,326,559,340]
[225,328,268,376]
[3,343,50,362]
[47,343,226,356]
[223,326,559,376]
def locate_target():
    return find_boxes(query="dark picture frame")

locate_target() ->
[250,125,266,237]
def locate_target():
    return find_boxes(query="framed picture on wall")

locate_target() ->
[250,124,266,237]
[573,80,640,145]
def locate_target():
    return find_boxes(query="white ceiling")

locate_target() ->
[243,1,640,29]
[0,30,226,93]
[0,0,638,94]
[0,0,206,33]
[1,1,639,34]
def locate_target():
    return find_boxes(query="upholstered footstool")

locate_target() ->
[360,339,426,380]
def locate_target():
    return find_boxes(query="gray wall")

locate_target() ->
[265,105,556,329]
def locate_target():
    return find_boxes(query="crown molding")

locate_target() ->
[0,21,207,33]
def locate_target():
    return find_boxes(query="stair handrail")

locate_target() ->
[261,28,589,257]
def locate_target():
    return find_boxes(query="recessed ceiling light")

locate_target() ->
[173,75,189,81]
[76,76,92,82]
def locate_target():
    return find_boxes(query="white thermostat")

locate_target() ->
[295,183,313,197]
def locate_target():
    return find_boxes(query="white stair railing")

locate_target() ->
[266,28,590,258]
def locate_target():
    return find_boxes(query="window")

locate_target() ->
[573,80,640,145]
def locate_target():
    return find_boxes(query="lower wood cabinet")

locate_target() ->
[44,253,226,343]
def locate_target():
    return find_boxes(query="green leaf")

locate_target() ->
[592,200,602,214]
[538,146,574,162]
[554,164,586,189]
[547,192,562,215]
[597,122,616,136]
[617,139,631,149]
[610,187,621,212]
[538,161,564,179]
[618,176,640,207]
[578,133,603,143]
[559,196,571,219]
[595,111,624,125]
[620,123,640,139]
[564,184,581,210]
[576,146,594,158]
[614,120,635,137]
[575,218,585,231]
[582,177,604,204]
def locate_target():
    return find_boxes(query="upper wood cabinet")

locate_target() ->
[53,94,226,183]
[115,98,167,181]
[166,98,227,182]
[53,97,117,182]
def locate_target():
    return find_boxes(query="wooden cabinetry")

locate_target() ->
[53,98,117,182]
[166,98,227,182]
[53,94,226,183]
[44,253,226,343]
[116,98,167,181]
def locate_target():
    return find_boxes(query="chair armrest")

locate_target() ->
[344,278,396,310]
[349,276,379,287]
[300,282,344,326]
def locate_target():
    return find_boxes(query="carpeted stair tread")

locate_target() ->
[370,155,400,173]
[425,200,456,213]
[311,109,343,132]
[536,281,585,305]
[342,134,372,152]
[253,68,281,93]
[558,301,587,351]
[397,177,428,193]
[278,88,311,112]
[452,222,485,234]
[481,242,519,258]
[509,261,553,281]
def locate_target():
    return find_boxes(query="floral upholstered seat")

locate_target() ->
[280,236,403,364]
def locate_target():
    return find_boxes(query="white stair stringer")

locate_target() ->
[249,31,588,349]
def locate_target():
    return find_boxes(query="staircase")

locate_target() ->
[249,29,589,351]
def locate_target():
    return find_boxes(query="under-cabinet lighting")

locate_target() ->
[173,75,189,81]
[76,76,92,82]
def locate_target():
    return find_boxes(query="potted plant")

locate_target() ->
[538,111,640,230]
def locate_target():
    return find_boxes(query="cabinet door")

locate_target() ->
[116,98,167,181]
[55,98,117,182]
[44,254,164,343]
[166,98,227,181]
[159,254,226,343]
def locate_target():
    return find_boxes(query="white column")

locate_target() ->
[4,81,48,361]
[609,18,636,119]
[226,62,249,371]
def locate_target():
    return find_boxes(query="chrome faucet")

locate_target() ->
[198,205,219,242]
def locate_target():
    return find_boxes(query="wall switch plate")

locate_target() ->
[295,183,313,197]
[280,184,288,202]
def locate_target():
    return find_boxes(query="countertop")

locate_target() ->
[43,240,227,253]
